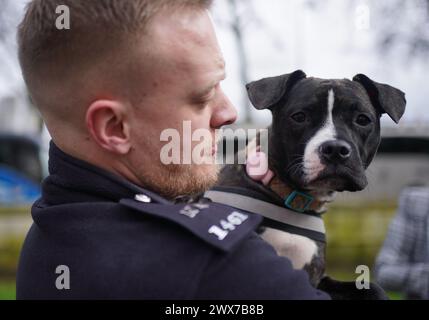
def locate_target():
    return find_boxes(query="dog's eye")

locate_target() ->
[291,112,306,123]
[355,114,372,126]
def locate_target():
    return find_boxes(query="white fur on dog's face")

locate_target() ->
[303,89,336,183]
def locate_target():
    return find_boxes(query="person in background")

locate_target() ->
[375,186,429,299]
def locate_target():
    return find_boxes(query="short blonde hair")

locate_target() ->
[18,0,212,117]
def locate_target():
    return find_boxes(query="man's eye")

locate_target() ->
[355,114,372,126]
[196,89,215,105]
[291,112,306,123]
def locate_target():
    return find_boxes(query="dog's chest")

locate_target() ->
[260,227,317,268]
[259,227,325,286]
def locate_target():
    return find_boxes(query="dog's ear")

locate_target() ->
[353,74,406,123]
[246,70,307,110]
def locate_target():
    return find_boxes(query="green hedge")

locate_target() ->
[0,280,15,300]
[324,203,397,278]
[0,236,25,278]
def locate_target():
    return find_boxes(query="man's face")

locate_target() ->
[126,8,237,199]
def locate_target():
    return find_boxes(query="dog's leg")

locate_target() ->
[260,228,318,269]
[260,227,326,286]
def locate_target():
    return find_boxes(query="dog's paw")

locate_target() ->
[317,276,389,300]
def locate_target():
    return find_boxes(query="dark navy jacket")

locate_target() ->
[16,142,330,300]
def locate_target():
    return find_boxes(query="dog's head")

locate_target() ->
[246,70,406,192]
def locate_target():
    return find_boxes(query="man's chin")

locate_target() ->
[189,163,220,192]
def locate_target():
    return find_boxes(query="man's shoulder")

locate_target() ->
[119,197,263,253]
[119,198,329,299]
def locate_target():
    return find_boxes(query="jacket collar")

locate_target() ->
[40,141,169,205]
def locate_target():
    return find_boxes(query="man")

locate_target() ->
[375,186,429,299]
[16,0,329,299]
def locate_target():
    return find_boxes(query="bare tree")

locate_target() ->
[213,0,323,124]
[226,0,252,123]
[0,1,11,41]
[213,0,289,124]
[213,0,258,124]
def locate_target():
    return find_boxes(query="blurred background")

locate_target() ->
[1,0,428,299]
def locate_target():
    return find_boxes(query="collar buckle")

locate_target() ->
[284,190,314,213]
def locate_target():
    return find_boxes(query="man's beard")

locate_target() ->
[141,162,220,200]
[132,131,221,200]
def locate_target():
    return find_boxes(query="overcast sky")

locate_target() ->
[1,0,428,133]
[212,0,429,127]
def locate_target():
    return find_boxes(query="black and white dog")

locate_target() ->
[205,70,406,299]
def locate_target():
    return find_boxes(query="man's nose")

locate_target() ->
[210,92,237,129]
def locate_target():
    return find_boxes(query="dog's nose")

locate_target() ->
[319,140,352,163]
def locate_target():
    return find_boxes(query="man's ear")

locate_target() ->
[86,100,131,154]
[245,70,307,110]
[353,74,406,123]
